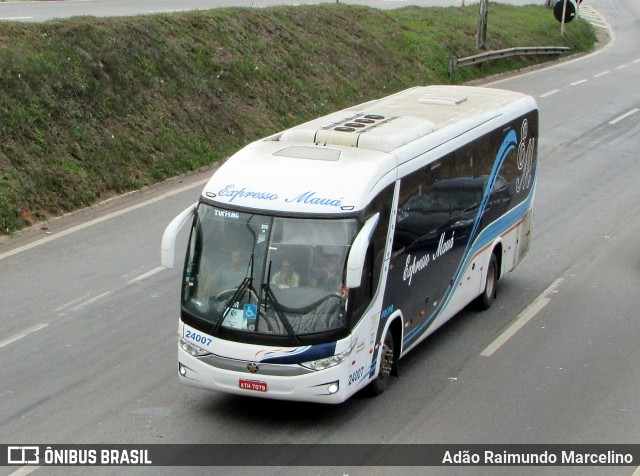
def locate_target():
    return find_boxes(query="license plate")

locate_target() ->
[239,379,267,392]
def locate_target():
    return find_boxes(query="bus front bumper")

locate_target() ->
[178,347,353,404]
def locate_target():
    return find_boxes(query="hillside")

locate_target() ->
[0,4,596,235]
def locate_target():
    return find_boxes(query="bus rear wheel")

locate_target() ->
[368,328,394,396]
[476,252,498,310]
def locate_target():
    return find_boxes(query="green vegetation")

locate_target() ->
[0,4,596,234]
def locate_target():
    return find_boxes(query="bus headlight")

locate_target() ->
[179,337,210,357]
[300,342,355,371]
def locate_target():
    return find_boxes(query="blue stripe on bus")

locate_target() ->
[259,342,336,364]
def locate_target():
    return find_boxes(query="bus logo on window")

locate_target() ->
[516,119,535,193]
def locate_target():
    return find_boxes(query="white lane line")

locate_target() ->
[634,59,640,64]
[632,465,640,476]
[594,70,610,78]
[53,293,92,313]
[609,108,639,125]
[481,278,563,357]
[127,266,165,284]
[615,64,628,70]
[69,291,112,312]
[570,79,588,86]
[0,323,48,349]
[8,466,41,476]
[0,177,209,262]
[540,89,559,98]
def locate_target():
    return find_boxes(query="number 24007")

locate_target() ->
[348,366,365,385]
[185,330,212,346]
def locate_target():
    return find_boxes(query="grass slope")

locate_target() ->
[0,4,596,234]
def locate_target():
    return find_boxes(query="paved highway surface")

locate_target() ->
[0,0,546,22]
[1,0,639,475]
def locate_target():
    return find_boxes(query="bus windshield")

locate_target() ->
[182,203,359,339]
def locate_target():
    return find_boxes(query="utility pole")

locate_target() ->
[476,0,489,50]
[560,0,567,36]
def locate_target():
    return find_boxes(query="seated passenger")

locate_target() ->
[271,259,300,289]
[310,254,342,292]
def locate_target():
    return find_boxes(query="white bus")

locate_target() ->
[161,85,538,403]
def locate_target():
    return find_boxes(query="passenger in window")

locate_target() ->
[310,254,343,292]
[271,259,300,289]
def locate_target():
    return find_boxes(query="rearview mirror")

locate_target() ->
[345,213,379,289]
[161,203,197,268]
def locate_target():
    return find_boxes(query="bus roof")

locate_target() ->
[202,85,536,214]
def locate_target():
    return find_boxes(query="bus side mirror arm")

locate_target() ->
[345,213,379,289]
[161,203,198,269]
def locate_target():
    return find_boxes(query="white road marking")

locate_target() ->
[8,467,41,476]
[53,293,92,314]
[593,70,609,78]
[609,108,639,125]
[570,79,587,86]
[0,323,48,349]
[481,278,563,357]
[632,465,640,476]
[0,177,208,262]
[615,64,628,70]
[587,21,608,29]
[69,291,112,313]
[0,16,33,20]
[579,5,608,29]
[127,266,165,284]
[540,89,559,98]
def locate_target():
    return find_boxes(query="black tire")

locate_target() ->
[476,252,498,310]
[368,327,394,396]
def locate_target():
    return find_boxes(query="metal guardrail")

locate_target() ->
[448,46,571,76]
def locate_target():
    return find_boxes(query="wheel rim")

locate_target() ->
[486,260,496,298]
[380,334,394,379]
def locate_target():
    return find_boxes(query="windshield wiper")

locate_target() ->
[210,245,258,336]
[210,276,254,336]
[262,282,300,345]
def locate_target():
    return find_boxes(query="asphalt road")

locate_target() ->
[0,0,546,22]
[1,0,639,475]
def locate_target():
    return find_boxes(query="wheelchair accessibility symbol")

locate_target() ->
[243,303,257,320]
